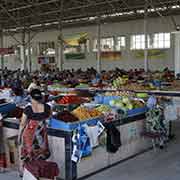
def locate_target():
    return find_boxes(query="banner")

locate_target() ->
[100,51,122,61]
[0,48,14,55]
[134,49,166,59]
[64,33,88,60]
[38,56,55,64]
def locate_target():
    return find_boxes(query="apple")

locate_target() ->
[115,102,124,108]
[122,97,130,104]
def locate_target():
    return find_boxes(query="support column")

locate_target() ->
[173,32,180,76]
[0,29,4,70]
[58,0,64,71]
[144,4,148,72]
[28,29,32,72]
[58,25,64,71]
[97,15,101,73]
[20,29,26,71]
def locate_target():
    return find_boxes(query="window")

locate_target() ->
[116,36,126,51]
[131,33,171,50]
[130,34,147,50]
[149,33,170,49]
[93,37,114,52]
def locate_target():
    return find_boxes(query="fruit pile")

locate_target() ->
[104,91,135,97]
[96,105,111,113]
[56,95,88,104]
[75,83,89,88]
[55,110,79,122]
[136,93,148,98]
[50,91,60,96]
[109,97,144,111]
[112,77,128,88]
[72,107,102,120]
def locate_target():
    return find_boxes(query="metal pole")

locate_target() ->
[28,29,32,72]
[0,29,4,70]
[58,0,63,71]
[144,3,148,72]
[97,15,101,73]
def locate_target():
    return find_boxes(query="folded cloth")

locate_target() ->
[24,159,59,179]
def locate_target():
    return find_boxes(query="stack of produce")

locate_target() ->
[50,90,60,96]
[72,107,102,120]
[55,110,79,122]
[120,83,156,91]
[75,83,89,89]
[96,105,111,113]
[136,93,148,99]
[56,95,88,105]
[109,97,144,111]
[112,77,128,88]
[104,91,135,97]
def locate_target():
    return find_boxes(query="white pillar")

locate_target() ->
[58,27,64,71]
[28,30,32,72]
[21,30,26,71]
[173,32,180,76]
[0,29,4,70]
[144,4,148,72]
[57,0,64,71]
[97,16,101,73]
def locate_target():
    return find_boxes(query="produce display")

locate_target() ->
[112,77,128,88]
[75,83,89,89]
[95,105,111,113]
[56,95,89,105]
[109,97,144,110]
[72,106,102,120]
[46,68,176,125]
[104,91,135,97]
[55,110,79,122]
[136,93,148,98]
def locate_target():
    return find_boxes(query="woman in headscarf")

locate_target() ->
[18,89,51,176]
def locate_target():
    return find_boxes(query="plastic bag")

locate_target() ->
[164,104,177,122]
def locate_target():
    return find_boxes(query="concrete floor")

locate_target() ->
[0,121,180,180]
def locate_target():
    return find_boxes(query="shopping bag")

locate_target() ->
[164,104,177,122]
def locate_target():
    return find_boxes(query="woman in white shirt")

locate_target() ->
[27,77,40,92]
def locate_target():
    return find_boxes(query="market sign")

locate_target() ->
[134,49,166,59]
[0,48,15,55]
[100,51,122,61]
[38,56,55,64]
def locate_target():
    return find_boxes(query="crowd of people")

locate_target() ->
[0,66,174,90]
[0,66,174,106]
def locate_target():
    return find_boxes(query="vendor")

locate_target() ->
[27,77,40,92]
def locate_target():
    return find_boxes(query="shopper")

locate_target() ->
[27,77,40,92]
[18,89,52,178]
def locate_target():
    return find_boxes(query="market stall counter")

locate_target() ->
[3,112,151,180]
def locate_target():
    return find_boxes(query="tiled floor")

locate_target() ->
[1,121,180,180]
